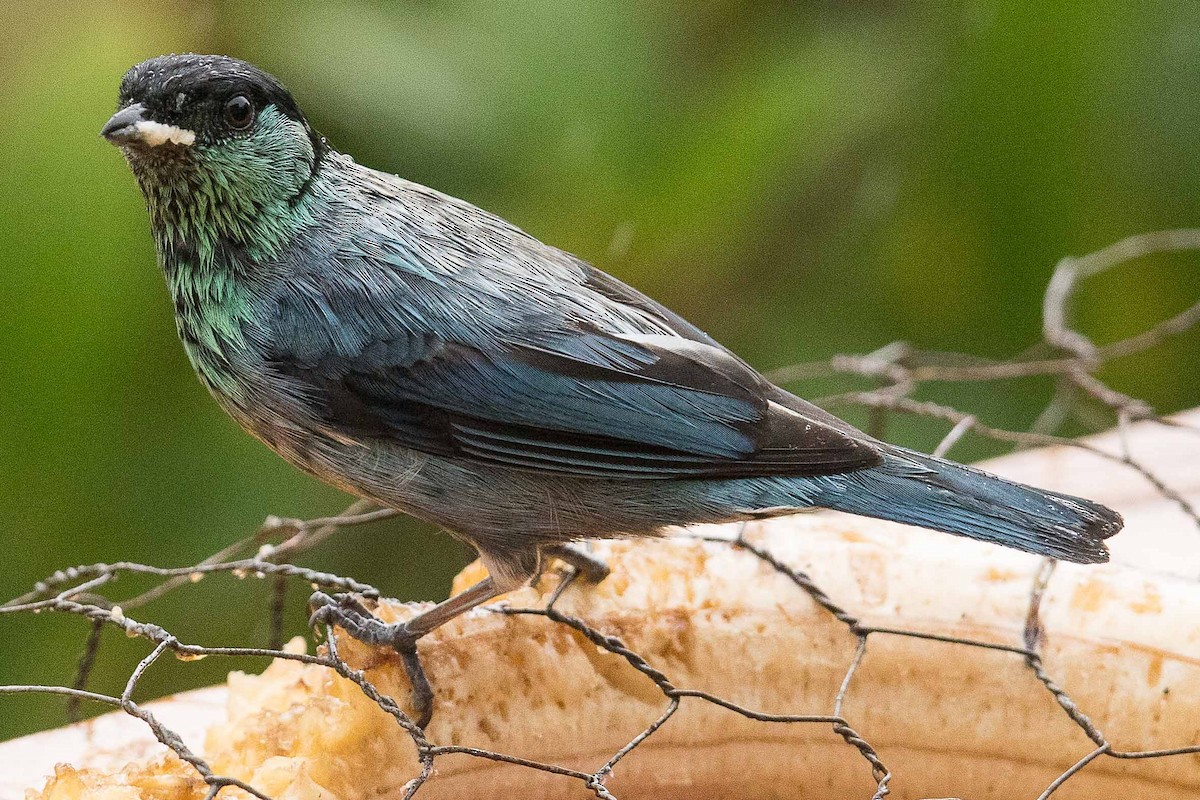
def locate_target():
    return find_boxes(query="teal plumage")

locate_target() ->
[104,55,1122,652]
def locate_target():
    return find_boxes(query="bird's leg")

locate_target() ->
[542,543,611,583]
[306,546,608,726]
[308,577,501,727]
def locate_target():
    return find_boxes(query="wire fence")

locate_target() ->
[4,230,1200,800]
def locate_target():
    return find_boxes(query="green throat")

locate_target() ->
[128,105,325,398]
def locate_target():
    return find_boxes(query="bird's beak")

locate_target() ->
[101,103,196,148]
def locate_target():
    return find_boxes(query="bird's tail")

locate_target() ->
[816,445,1123,564]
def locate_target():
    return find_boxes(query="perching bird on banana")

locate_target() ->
[103,54,1122,688]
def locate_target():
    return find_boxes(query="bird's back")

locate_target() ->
[243,154,877,474]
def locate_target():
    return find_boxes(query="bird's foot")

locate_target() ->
[307,591,420,649]
[544,543,611,584]
[308,591,433,727]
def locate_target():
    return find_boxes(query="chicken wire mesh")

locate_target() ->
[3,229,1199,800]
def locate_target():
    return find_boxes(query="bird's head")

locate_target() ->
[103,54,327,261]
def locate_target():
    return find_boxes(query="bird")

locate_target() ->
[103,54,1121,720]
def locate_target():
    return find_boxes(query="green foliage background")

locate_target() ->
[1,1,1197,742]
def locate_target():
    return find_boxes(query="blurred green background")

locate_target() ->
[1,0,1198,742]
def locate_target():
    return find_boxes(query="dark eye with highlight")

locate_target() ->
[224,95,254,130]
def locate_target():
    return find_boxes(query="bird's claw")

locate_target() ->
[569,555,610,584]
[306,590,337,634]
[545,544,611,584]
[306,590,433,727]
[307,591,418,650]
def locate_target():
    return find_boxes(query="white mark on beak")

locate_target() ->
[135,120,196,147]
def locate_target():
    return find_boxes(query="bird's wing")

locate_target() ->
[263,175,880,480]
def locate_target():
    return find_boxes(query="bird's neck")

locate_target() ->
[141,171,319,270]
[129,133,338,404]
[159,239,256,402]
[147,169,328,401]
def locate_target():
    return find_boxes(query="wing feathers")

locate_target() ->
[275,330,881,479]
[264,198,882,481]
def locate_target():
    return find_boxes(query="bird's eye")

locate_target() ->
[224,95,254,130]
